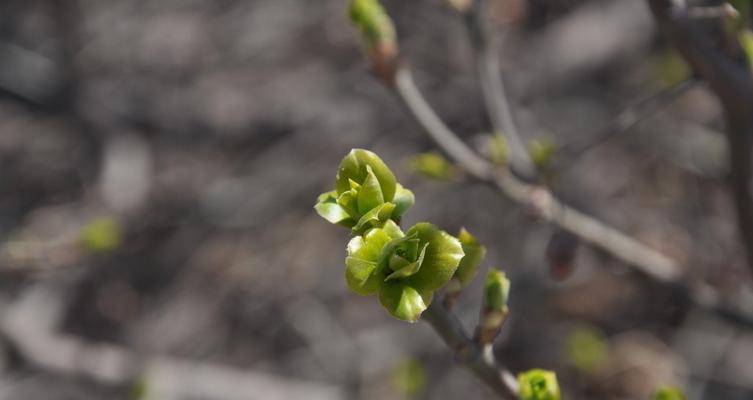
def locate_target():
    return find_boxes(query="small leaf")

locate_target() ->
[408,152,455,181]
[346,256,382,294]
[392,184,414,218]
[336,148,396,202]
[378,282,430,322]
[653,386,687,400]
[405,223,465,293]
[528,138,557,175]
[352,202,396,234]
[349,221,403,263]
[357,166,385,214]
[346,222,404,294]
[517,369,560,400]
[454,228,487,287]
[349,0,396,49]
[484,269,510,311]
[385,243,428,281]
[315,191,355,227]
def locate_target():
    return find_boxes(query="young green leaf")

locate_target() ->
[517,369,560,400]
[343,220,463,321]
[349,0,396,50]
[453,228,487,288]
[345,220,404,295]
[317,149,411,234]
[337,149,396,201]
[484,269,510,312]
[379,283,431,322]
[392,184,415,219]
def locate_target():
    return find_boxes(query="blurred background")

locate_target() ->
[0,0,752,399]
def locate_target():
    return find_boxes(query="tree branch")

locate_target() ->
[393,65,753,330]
[421,300,518,399]
[461,0,535,178]
[645,0,753,276]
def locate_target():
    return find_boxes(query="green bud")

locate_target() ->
[517,369,560,400]
[349,0,396,50]
[488,134,509,165]
[483,269,510,312]
[315,149,413,234]
[565,326,607,373]
[345,220,464,321]
[79,217,122,254]
[408,152,455,181]
[653,386,686,400]
[528,139,557,175]
[453,228,487,288]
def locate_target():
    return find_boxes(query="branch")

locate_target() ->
[393,65,753,330]
[565,78,696,158]
[395,67,679,280]
[646,0,753,275]
[421,300,518,399]
[461,0,535,178]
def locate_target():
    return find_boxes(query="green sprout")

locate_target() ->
[349,0,396,50]
[484,269,510,312]
[528,138,557,179]
[450,228,487,290]
[408,152,456,181]
[488,134,510,166]
[79,217,122,254]
[346,220,464,321]
[653,386,686,400]
[517,369,560,400]
[315,149,414,234]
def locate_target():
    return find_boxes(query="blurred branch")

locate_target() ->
[394,66,680,281]
[421,300,518,399]
[646,0,753,276]
[460,0,535,178]
[565,78,697,158]
[393,65,753,330]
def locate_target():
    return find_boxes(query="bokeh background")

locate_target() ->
[1,0,752,399]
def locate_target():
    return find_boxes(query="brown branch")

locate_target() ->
[394,67,680,281]
[421,301,518,399]
[646,0,753,276]
[392,65,753,330]
[460,0,535,178]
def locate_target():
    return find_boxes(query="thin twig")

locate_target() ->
[564,78,697,159]
[461,0,535,178]
[646,0,753,276]
[421,301,518,399]
[393,65,753,330]
[395,66,679,280]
